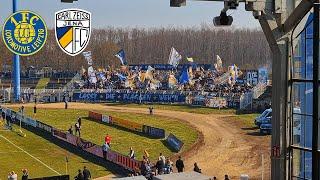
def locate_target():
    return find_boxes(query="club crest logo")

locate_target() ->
[2,10,47,56]
[55,9,91,56]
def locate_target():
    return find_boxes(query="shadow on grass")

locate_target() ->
[82,117,160,140]
[21,124,131,176]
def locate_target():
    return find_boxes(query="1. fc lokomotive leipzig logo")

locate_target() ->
[2,10,47,56]
[55,9,91,56]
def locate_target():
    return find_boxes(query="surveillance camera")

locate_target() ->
[170,0,186,7]
[227,1,239,9]
[213,12,233,26]
[253,11,262,19]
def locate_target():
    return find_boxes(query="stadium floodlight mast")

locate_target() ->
[171,0,317,180]
[12,0,20,103]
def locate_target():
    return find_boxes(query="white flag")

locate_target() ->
[83,51,93,66]
[216,55,223,68]
[168,47,182,68]
[88,66,97,84]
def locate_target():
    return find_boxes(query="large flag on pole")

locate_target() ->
[168,47,182,68]
[115,49,127,65]
[179,68,189,84]
[214,55,223,72]
[83,51,93,66]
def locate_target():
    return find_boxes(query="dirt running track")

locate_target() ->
[6,103,270,179]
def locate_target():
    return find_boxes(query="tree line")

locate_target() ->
[0,26,271,72]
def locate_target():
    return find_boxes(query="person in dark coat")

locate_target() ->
[148,106,154,115]
[83,166,91,180]
[75,122,81,137]
[77,117,82,127]
[175,156,184,173]
[75,169,84,180]
[21,169,28,180]
[224,174,230,180]
[33,104,37,114]
[155,159,164,175]
[193,162,201,173]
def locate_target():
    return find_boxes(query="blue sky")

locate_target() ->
[0,0,260,29]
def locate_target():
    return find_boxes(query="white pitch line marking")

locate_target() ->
[0,135,61,175]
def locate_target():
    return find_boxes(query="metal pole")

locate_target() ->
[12,0,20,102]
[312,2,320,180]
[262,154,264,180]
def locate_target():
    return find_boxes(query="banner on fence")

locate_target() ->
[73,92,106,101]
[111,117,143,132]
[143,125,165,138]
[89,111,102,121]
[53,129,67,140]
[105,92,186,103]
[37,121,53,133]
[102,115,111,123]
[166,133,184,152]
[24,117,37,127]
[74,92,186,103]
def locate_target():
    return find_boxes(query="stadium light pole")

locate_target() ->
[12,0,21,102]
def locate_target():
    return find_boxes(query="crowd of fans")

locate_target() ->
[79,66,253,95]
[7,169,28,180]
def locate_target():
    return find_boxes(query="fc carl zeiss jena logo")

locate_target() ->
[2,10,47,56]
[55,9,91,56]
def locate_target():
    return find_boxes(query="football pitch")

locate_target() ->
[1,105,198,178]
[0,125,111,179]
[16,107,198,161]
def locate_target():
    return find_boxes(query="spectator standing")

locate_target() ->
[2,111,5,120]
[20,106,24,115]
[67,126,73,135]
[165,157,173,174]
[155,159,164,175]
[148,106,154,115]
[105,134,111,147]
[8,171,17,180]
[77,117,82,127]
[129,147,135,159]
[140,160,153,180]
[224,174,230,180]
[193,162,201,173]
[75,169,84,180]
[65,100,68,109]
[75,122,81,137]
[21,169,28,180]
[158,153,165,165]
[83,166,91,180]
[175,156,184,173]
[102,142,110,159]
[33,104,37,116]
